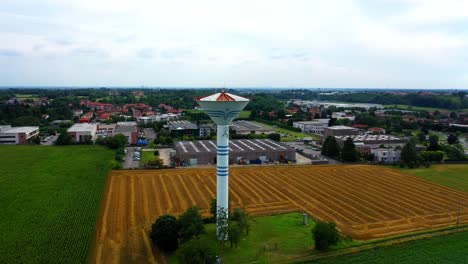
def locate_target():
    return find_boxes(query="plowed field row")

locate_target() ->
[91,165,468,264]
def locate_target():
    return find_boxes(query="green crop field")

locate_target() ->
[0,145,114,263]
[392,164,468,193]
[307,231,468,264]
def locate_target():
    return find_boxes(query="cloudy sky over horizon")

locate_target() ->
[1,0,468,88]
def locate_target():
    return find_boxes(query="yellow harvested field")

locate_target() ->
[91,165,468,263]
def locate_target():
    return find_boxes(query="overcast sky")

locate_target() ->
[1,0,468,88]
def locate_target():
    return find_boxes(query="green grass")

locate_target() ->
[0,145,114,264]
[384,104,466,112]
[391,164,468,193]
[140,150,158,165]
[306,231,468,264]
[169,213,315,263]
[238,110,252,119]
[256,121,320,141]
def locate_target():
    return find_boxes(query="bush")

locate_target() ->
[154,150,159,156]
[110,160,122,170]
[178,207,205,242]
[177,237,217,264]
[312,221,340,251]
[150,215,180,252]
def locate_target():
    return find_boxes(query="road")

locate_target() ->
[123,147,140,169]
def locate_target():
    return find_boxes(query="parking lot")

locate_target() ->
[41,134,58,145]
[284,141,340,164]
[123,147,141,169]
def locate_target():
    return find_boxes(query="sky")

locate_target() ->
[0,0,468,88]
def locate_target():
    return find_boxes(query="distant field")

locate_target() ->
[0,145,114,264]
[308,230,468,264]
[255,121,320,141]
[15,94,38,99]
[92,165,468,263]
[238,110,251,119]
[384,104,468,112]
[392,164,468,193]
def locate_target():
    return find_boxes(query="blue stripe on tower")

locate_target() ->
[217,172,229,177]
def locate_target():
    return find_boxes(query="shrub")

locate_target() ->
[312,221,340,251]
[178,207,205,242]
[177,237,217,264]
[150,215,180,252]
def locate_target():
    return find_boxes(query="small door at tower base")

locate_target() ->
[189,158,198,166]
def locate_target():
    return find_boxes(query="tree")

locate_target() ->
[447,134,459,145]
[401,140,418,167]
[177,237,217,264]
[427,134,440,151]
[340,137,357,162]
[150,215,179,252]
[443,144,466,160]
[312,221,340,251]
[416,131,426,142]
[210,198,217,221]
[267,133,281,142]
[321,136,340,159]
[232,207,250,236]
[228,223,241,248]
[178,207,205,242]
[55,131,72,145]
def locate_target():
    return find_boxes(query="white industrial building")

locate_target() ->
[0,125,39,144]
[293,119,330,134]
[372,148,401,163]
[67,123,97,143]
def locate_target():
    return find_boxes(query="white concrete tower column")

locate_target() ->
[216,124,229,239]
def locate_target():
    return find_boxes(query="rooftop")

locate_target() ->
[175,139,293,154]
[294,119,330,124]
[327,125,357,130]
[117,121,138,127]
[336,134,407,142]
[0,126,39,133]
[196,91,249,102]
[167,120,198,130]
[231,120,273,132]
[114,126,137,133]
[67,123,97,132]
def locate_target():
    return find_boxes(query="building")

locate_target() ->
[67,123,97,143]
[293,119,330,134]
[167,120,198,137]
[324,126,360,137]
[97,123,116,137]
[368,127,386,135]
[230,120,274,135]
[174,139,296,166]
[335,134,408,148]
[114,126,138,145]
[0,125,39,144]
[332,112,355,121]
[372,148,401,163]
[198,124,213,138]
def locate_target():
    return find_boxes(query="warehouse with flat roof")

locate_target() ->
[174,139,295,166]
[231,121,274,135]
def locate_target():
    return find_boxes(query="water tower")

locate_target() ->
[196,91,249,239]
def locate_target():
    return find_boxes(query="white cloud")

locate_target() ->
[0,0,467,87]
